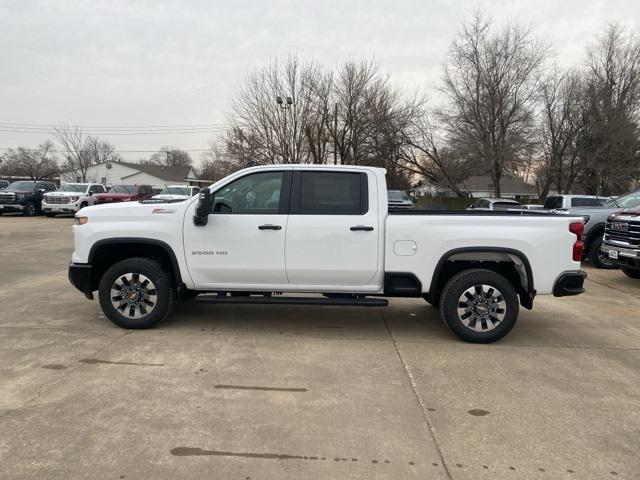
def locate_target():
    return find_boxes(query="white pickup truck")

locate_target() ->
[69,165,587,343]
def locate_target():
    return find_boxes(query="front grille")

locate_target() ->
[45,195,72,205]
[0,192,16,204]
[605,219,640,248]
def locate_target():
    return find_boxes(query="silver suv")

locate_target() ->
[543,195,607,209]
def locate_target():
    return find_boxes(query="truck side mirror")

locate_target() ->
[193,189,211,226]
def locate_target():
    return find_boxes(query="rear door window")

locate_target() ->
[296,172,367,215]
[571,197,601,207]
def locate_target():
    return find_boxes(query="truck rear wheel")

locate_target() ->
[439,269,519,343]
[98,257,175,329]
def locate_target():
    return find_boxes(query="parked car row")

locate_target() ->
[0,181,200,217]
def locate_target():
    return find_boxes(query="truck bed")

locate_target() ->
[389,209,563,216]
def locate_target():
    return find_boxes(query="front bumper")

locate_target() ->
[553,271,587,297]
[40,200,80,213]
[68,262,94,299]
[601,243,640,269]
[0,203,25,212]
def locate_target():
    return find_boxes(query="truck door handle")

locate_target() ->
[350,225,374,231]
[258,224,282,230]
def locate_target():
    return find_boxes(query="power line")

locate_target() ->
[0,121,231,129]
[0,121,234,136]
[0,147,216,153]
[0,128,229,135]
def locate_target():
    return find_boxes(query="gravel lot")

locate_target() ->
[1,215,639,480]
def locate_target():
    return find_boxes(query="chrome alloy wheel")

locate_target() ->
[110,273,157,319]
[457,284,507,332]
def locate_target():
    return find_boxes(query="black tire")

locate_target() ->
[23,202,36,216]
[439,268,519,343]
[79,202,88,210]
[622,267,640,279]
[588,235,617,269]
[98,257,175,329]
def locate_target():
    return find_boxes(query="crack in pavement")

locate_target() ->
[380,310,454,480]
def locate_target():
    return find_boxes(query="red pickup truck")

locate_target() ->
[94,184,155,205]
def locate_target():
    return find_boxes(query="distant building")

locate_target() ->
[60,160,209,189]
[412,175,539,200]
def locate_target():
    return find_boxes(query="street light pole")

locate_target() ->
[276,96,293,163]
[333,102,338,165]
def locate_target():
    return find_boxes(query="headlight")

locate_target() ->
[16,193,25,201]
[75,216,88,225]
[69,196,80,202]
[582,215,590,224]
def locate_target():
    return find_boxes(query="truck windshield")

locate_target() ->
[57,184,87,193]
[6,181,36,191]
[543,196,563,209]
[110,185,136,194]
[159,186,190,195]
[493,201,520,210]
[603,191,640,209]
[388,191,408,201]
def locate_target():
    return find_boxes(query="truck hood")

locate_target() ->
[45,191,81,198]
[2,189,34,194]
[94,192,135,200]
[152,194,190,201]
[80,198,193,216]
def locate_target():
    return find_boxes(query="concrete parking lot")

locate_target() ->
[1,215,639,480]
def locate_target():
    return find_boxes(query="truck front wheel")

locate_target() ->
[439,269,519,343]
[98,257,175,329]
[588,235,617,269]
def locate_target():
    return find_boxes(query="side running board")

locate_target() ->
[197,295,388,307]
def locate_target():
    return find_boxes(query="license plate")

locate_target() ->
[608,250,619,259]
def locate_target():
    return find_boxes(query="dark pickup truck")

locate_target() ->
[0,180,57,216]
[601,210,640,279]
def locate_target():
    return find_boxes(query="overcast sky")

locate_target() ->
[1,0,638,162]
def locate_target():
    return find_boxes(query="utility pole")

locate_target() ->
[333,102,338,165]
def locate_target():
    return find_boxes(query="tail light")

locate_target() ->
[569,221,584,261]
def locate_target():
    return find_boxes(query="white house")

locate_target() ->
[60,160,205,189]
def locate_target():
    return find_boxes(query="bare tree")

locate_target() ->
[149,146,193,168]
[537,67,585,197]
[577,24,640,195]
[86,136,121,164]
[54,124,120,182]
[228,55,321,164]
[198,142,242,183]
[401,107,473,197]
[0,141,58,179]
[323,60,386,166]
[440,13,549,197]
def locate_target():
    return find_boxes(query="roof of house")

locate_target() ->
[117,161,193,183]
[61,160,194,183]
[459,175,537,195]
